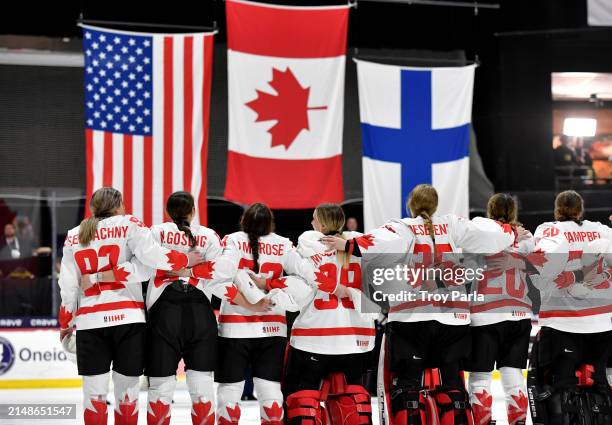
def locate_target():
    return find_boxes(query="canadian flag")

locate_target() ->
[224,0,348,209]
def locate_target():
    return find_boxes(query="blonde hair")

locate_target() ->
[79,187,123,246]
[554,190,584,225]
[314,204,349,268]
[407,184,438,255]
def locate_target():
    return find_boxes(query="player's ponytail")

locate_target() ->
[314,204,349,268]
[487,193,520,228]
[408,184,438,258]
[241,203,274,273]
[166,191,197,248]
[554,190,584,225]
[79,187,123,246]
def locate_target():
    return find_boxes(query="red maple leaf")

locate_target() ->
[58,305,73,329]
[115,394,138,425]
[554,271,574,289]
[147,400,170,425]
[356,234,375,251]
[224,284,239,302]
[269,277,288,290]
[112,266,130,283]
[192,261,215,280]
[192,400,214,425]
[263,401,284,422]
[166,250,188,271]
[246,67,327,149]
[84,399,108,424]
[314,268,337,293]
[526,250,547,268]
[218,405,241,425]
[471,390,492,425]
[507,390,528,425]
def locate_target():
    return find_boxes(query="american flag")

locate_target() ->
[82,25,214,225]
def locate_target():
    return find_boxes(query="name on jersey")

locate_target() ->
[160,231,208,248]
[406,224,449,236]
[64,226,129,246]
[541,227,601,243]
[237,241,285,256]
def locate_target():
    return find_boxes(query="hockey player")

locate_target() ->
[466,194,534,425]
[215,202,312,425]
[527,190,612,425]
[281,203,376,425]
[323,184,518,425]
[58,187,203,425]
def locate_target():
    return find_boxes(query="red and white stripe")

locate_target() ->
[85,32,214,226]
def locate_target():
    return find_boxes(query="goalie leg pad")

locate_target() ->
[431,387,474,425]
[390,387,436,425]
[253,377,284,425]
[186,370,215,425]
[325,373,372,425]
[468,372,493,425]
[216,381,243,425]
[147,376,176,425]
[112,371,140,425]
[83,373,110,425]
[286,389,325,425]
[581,386,612,425]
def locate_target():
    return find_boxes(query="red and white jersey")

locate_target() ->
[470,233,535,327]
[218,231,311,338]
[146,222,238,309]
[58,215,189,331]
[289,231,376,355]
[359,215,515,326]
[533,220,612,334]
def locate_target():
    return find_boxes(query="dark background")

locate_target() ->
[0,0,611,236]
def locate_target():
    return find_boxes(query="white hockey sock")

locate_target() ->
[253,377,284,424]
[147,375,176,423]
[468,371,493,425]
[186,370,215,423]
[112,371,140,423]
[83,372,110,413]
[216,381,244,424]
[499,366,528,425]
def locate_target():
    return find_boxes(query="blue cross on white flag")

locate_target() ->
[356,60,475,230]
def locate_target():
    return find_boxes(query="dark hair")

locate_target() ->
[240,203,274,272]
[408,184,438,257]
[487,193,520,227]
[166,191,196,248]
[554,190,584,225]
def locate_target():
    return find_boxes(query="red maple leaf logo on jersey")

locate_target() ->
[58,305,73,329]
[166,250,188,271]
[218,405,241,425]
[526,249,547,268]
[263,401,284,421]
[356,234,375,251]
[192,400,214,425]
[268,277,288,290]
[191,261,215,280]
[246,67,327,150]
[147,400,170,425]
[471,390,493,425]
[224,284,239,302]
[112,266,130,283]
[507,390,528,425]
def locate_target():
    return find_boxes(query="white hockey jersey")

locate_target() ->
[58,215,190,331]
[533,220,612,334]
[146,222,238,309]
[359,215,515,326]
[288,231,376,355]
[218,231,313,339]
[470,234,535,327]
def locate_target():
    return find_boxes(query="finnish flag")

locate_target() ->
[356,60,475,230]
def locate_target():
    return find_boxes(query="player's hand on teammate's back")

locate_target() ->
[320,235,346,252]
[167,268,191,278]
[187,251,205,267]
